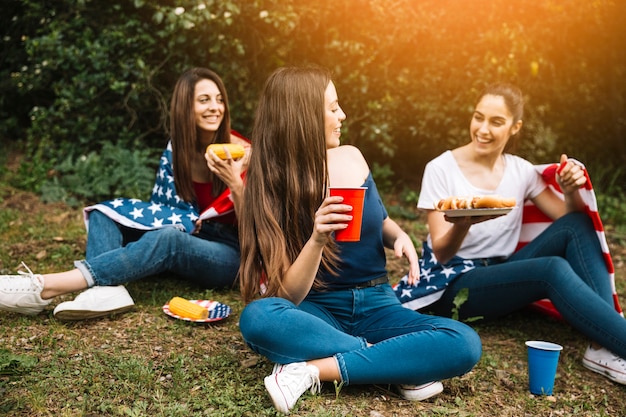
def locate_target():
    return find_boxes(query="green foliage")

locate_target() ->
[451,288,483,323]
[333,379,345,400]
[401,189,420,207]
[385,187,421,221]
[1,0,625,203]
[583,161,626,226]
[597,191,626,227]
[451,288,469,321]
[39,141,157,206]
[0,0,34,141]
[1,185,626,415]
[370,161,394,193]
[0,349,38,375]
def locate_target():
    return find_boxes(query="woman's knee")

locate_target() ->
[558,211,593,234]
[428,316,482,372]
[88,210,116,229]
[464,328,482,369]
[452,321,482,370]
[150,226,188,248]
[541,256,573,281]
[240,298,291,341]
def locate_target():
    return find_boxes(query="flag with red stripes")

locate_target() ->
[520,162,622,318]
[83,140,240,234]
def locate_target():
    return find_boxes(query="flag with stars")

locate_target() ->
[83,141,236,234]
[394,161,622,317]
[393,243,477,311]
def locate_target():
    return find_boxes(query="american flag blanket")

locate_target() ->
[83,141,237,234]
[393,242,479,311]
[519,162,622,318]
[394,162,623,318]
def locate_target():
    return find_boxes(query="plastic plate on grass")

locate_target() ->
[442,207,513,217]
[162,299,231,323]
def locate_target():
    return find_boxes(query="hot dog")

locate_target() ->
[471,195,516,209]
[435,195,516,210]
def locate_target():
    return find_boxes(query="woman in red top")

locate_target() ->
[0,68,250,320]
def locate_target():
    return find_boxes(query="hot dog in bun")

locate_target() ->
[435,195,516,211]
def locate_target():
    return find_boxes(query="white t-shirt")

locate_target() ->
[418,151,546,259]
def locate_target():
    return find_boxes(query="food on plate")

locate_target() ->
[206,143,245,160]
[167,297,209,320]
[435,195,516,211]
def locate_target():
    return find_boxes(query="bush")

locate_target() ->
[2,0,625,203]
[39,141,157,206]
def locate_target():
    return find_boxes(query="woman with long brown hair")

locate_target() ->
[238,66,481,414]
[1,67,249,320]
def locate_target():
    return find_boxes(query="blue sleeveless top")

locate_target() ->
[319,173,389,289]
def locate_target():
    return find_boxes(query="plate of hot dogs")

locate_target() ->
[435,195,516,217]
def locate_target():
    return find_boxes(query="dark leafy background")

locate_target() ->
[1,0,624,207]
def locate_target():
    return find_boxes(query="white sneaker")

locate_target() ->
[264,362,321,414]
[53,285,134,321]
[397,381,444,401]
[582,345,626,385]
[0,262,51,315]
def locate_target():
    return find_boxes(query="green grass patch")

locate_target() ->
[1,183,626,416]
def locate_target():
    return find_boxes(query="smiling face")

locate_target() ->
[324,81,346,149]
[194,79,225,138]
[470,94,522,156]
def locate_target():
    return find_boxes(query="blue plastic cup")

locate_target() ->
[525,340,563,395]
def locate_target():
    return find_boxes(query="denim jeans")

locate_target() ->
[429,212,626,358]
[239,284,481,385]
[76,210,240,288]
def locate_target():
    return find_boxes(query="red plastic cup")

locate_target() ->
[329,187,367,242]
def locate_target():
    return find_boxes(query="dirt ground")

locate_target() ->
[1,182,626,416]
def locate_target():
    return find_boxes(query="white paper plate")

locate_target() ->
[442,208,513,217]
[162,299,231,323]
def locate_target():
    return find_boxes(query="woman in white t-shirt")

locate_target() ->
[406,83,626,385]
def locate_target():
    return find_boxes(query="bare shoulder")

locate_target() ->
[328,145,369,186]
[329,145,366,164]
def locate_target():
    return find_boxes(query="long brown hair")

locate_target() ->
[169,67,232,202]
[239,66,339,303]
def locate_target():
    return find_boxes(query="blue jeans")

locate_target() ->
[76,210,240,288]
[429,212,626,358]
[239,284,481,385]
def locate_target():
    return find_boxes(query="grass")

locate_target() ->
[1,182,626,416]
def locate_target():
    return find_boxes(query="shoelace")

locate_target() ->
[17,262,35,278]
[610,354,626,371]
[592,348,626,371]
[278,365,321,395]
[308,371,321,395]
